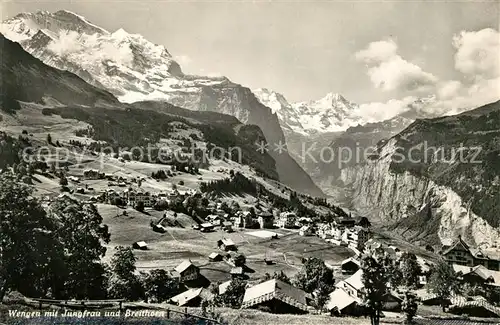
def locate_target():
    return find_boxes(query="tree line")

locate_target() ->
[0,172,181,303]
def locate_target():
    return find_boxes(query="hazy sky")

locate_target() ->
[1,0,499,104]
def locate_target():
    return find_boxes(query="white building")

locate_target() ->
[277,212,296,228]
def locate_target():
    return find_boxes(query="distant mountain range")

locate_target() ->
[253,88,443,193]
[0,32,280,181]
[2,10,499,249]
[1,10,323,197]
[253,88,363,135]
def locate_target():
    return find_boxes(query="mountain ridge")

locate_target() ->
[340,99,500,248]
[1,10,324,197]
[0,32,280,181]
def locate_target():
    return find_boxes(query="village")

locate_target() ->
[32,160,500,322]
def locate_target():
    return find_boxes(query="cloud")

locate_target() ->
[453,28,500,80]
[47,30,134,67]
[437,80,463,100]
[356,96,418,122]
[356,29,500,120]
[355,39,398,63]
[175,55,192,67]
[47,30,84,57]
[355,39,438,93]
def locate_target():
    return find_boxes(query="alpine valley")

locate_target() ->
[0,10,323,197]
[1,9,500,252]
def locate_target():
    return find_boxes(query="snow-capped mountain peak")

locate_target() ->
[320,92,347,105]
[2,10,109,42]
[253,88,291,114]
[254,89,363,135]
[1,9,325,197]
[1,10,192,99]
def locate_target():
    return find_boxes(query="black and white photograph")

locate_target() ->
[0,1,499,324]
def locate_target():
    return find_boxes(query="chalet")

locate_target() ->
[443,236,500,271]
[277,212,296,229]
[383,292,403,311]
[222,221,233,232]
[83,169,104,180]
[230,267,244,278]
[336,269,364,300]
[414,288,443,306]
[241,279,309,314]
[234,211,254,228]
[152,224,167,233]
[169,288,208,307]
[207,214,223,227]
[335,270,401,311]
[299,225,313,237]
[218,238,237,251]
[326,288,362,316]
[341,257,361,275]
[132,241,148,250]
[200,223,215,232]
[208,252,223,262]
[126,189,154,207]
[172,260,200,282]
[453,264,500,286]
[295,217,312,227]
[258,212,274,229]
[168,189,182,202]
[105,190,123,205]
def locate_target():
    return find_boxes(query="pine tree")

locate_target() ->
[399,252,422,289]
[59,175,68,186]
[361,249,392,325]
[428,260,459,311]
[401,291,418,324]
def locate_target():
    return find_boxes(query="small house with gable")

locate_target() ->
[241,279,309,314]
[172,260,200,282]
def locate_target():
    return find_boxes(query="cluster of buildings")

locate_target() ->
[442,236,500,271]
[316,217,371,254]
[102,187,197,208]
[167,257,313,313]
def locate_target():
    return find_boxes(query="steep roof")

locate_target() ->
[339,269,364,291]
[326,288,359,311]
[442,236,471,256]
[258,211,274,218]
[341,257,361,267]
[242,279,308,311]
[134,241,147,248]
[219,238,235,246]
[453,264,499,284]
[175,260,195,274]
[200,222,214,228]
[170,288,203,306]
[209,252,222,259]
[219,280,232,295]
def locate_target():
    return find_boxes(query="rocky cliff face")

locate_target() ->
[339,100,500,248]
[340,139,500,247]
